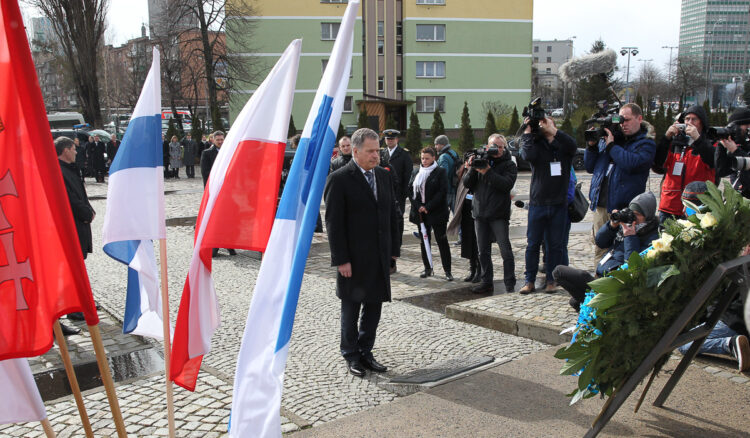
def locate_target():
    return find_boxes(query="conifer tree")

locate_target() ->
[458,102,475,153]
[483,110,497,141]
[337,122,346,140]
[431,108,445,138]
[288,115,297,137]
[357,107,368,129]
[406,110,422,153]
[508,106,521,136]
[561,117,574,138]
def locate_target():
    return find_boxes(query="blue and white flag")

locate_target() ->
[102,47,166,340]
[229,2,358,436]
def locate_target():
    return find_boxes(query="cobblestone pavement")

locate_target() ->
[3,169,744,437]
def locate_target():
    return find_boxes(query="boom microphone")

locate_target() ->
[558,49,617,83]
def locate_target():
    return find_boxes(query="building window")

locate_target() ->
[534,46,539,52]
[416,24,446,42]
[546,56,551,62]
[396,40,403,55]
[397,76,403,92]
[533,57,538,63]
[321,0,348,3]
[321,22,340,40]
[378,21,384,37]
[545,67,551,73]
[417,0,445,4]
[396,21,402,37]
[377,76,384,92]
[377,40,384,55]
[343,96,353,113]
[416,61,446,78]
[322,59,353,77]
[416,96,445,113]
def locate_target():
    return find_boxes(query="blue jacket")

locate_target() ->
[585,123,655,212]
[437,146,459,188]
[594,219,658,276]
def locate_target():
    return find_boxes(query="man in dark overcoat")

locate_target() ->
[181,133,198,178]
[56,136,96,335]
[200,130,224,187]
[325,128,401,378]
[379,128,412,273]
[90,135,107,182]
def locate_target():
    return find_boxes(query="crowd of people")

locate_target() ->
[324,105,750,377]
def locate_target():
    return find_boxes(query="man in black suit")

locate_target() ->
[379,128,412,273]
[325,128,401,378]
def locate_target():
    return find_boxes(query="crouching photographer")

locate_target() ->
[715,108,750,198]
[463,134,518,294]
[553,192,658,311]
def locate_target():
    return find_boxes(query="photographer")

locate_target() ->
[463,134,517,294]
[585,103,656,265]
[519,117,577,294]
[715,108,750,198]
[553,192,658,311]
[652,105,715,224]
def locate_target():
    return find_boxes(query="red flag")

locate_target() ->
[0,0,98,361]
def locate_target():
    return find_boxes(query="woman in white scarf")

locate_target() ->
[408,147,452,280]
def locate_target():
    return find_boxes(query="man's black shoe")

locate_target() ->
[228,249,237,256]
[420,269,433,278]
[361,356,387,373]
[445,273,454,281]
[348,360,366,377]
[471,283,494,294]
[67,312,85,321]
[59,322,81,336]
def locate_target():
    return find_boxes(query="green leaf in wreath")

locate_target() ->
[723,181,739,210]
[646,264,680,288]
[560,354,591,376]
[627,250,643,271]
[587,276,624,295]
[587,292,619,311]
[569,388,586,405]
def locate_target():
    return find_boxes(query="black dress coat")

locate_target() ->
[200,145,220,186]
[381,146,413,209]
[90,141,106,171]
[324,160,401,303]
[106,140,120,163]
[407,166,450,227]
[59,160,95,257]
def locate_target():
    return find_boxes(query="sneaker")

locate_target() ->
[519,283,536,295]
[731,335,750,372]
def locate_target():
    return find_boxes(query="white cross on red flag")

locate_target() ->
[0,0,99,360]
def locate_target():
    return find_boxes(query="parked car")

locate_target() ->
[550,108,564,117]
[507,137,585,171]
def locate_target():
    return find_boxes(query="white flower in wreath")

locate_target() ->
[677,219,695,229]
[700,212,718,229]
[653,233,675,253]
[682,227,702,242]
[646,248,658,259]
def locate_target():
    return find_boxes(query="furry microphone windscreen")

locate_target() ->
[558,49,617,83]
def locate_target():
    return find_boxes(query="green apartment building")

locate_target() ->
[228,0,532,136]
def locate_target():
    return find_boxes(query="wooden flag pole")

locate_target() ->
[52,321,94,438]
[87,324,127,438]
[40,418,56,438]
[159,238,176,437]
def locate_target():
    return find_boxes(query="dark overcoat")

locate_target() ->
[381,146,413,207]
[200,145,220,186]
[324,160,401,303]
[90,141,106,171]
[59,160,95,257]
[407,166,449,227]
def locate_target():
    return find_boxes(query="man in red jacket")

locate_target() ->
[653,105,715,224]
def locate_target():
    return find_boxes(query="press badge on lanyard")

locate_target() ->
[673,150,686,176]
[550,161,562,176]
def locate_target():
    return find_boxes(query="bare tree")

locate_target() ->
[673,56,707,104]
[27,0,108,127]
[635,61,666,107]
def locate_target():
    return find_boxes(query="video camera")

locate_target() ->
[466,145,499,169]
[522,97,546,132]
[584,100,622,143]
[610,208,636,224]
[708,122,748,145]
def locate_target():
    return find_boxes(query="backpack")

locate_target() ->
[445,148,461,188]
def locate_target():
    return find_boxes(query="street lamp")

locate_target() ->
[620,47,638,103]
[662,45,678,91]
[706,18,725,107]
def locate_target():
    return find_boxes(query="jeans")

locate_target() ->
[525,204,568,284]
[475,218,515,287]
[340,299,382,362]
[418,221,452,275]
[562,214,572,267]
[677,320,736,356]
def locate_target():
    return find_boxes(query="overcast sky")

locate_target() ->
[26,0,683,80]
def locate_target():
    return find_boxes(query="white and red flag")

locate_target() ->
[170,39,301,391]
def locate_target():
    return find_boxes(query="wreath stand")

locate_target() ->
[584,254,750,438]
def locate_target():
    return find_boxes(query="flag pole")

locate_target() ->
[40,418,56,438]
[87,324,127,438]
[52,321,93,438]
[159,238,176,437]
